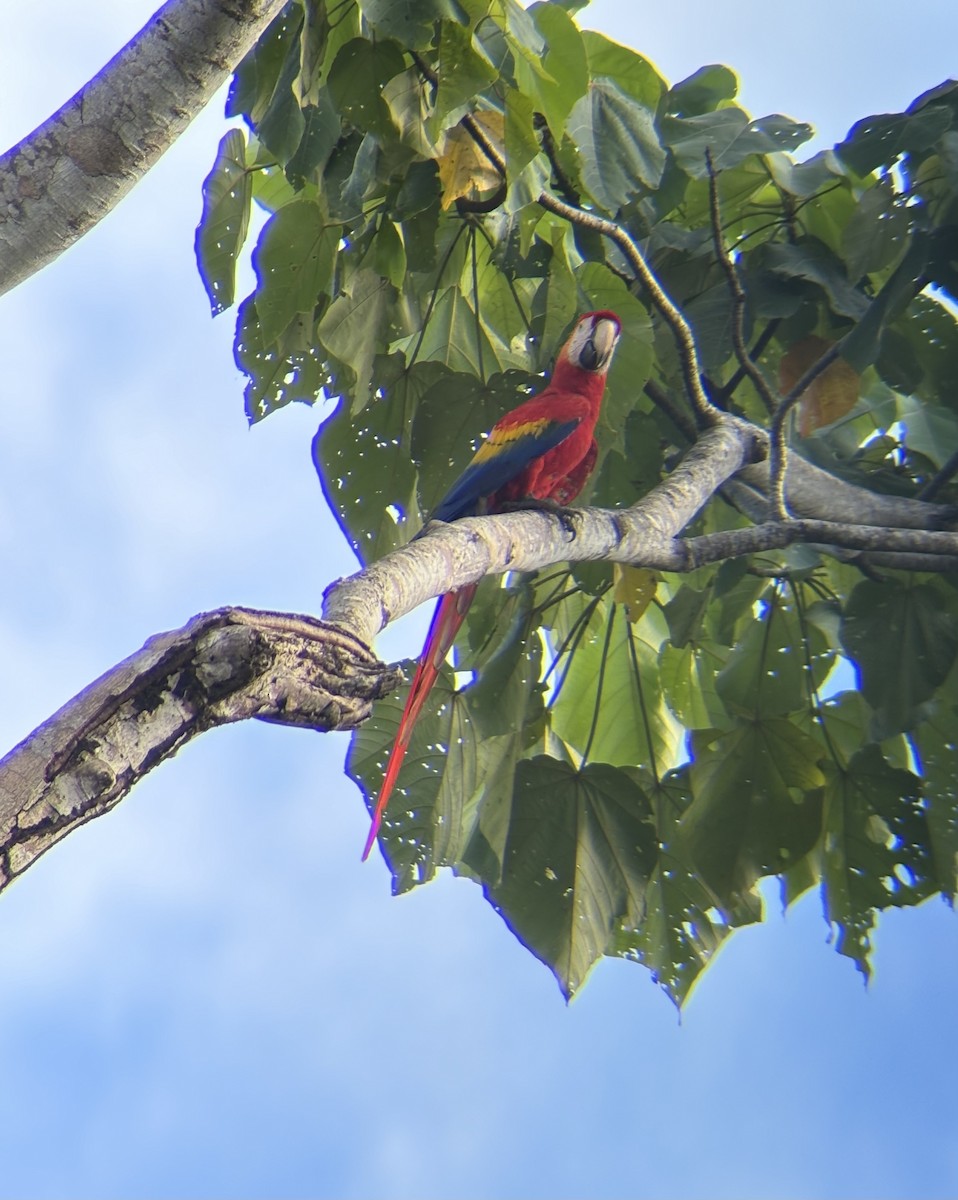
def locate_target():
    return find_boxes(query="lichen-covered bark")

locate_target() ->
[0,608,396,892]
[0,0,286,297]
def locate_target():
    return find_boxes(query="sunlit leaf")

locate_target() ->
[551,599,684,773]
[613,565,658,622]
[568,79,665,210]
[436,114,505,209]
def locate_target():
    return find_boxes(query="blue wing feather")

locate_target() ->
[429,418,578,523]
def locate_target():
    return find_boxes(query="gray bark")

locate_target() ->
[0,0,286,298]
[0,607,396,891]
[1,414,957,895]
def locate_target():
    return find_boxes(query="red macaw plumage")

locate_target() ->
[362,310,622,860]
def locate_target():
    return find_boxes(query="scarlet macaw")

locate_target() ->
[362,310,622,860]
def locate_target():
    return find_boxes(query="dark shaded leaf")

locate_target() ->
[662,108,812,178]
[195,129,252,315]
[684,720,826,909]
[822,748,936,979]
[327,37,406,139]
[838,104,953,176]
[359,0,467,49]
[234,297,326,422]
[312,357,446,561]
[252,199,340,344]
[485,758,657,998]
[285,95,342,187]
[840,579,958,736]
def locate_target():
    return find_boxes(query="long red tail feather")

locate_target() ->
[361,584,477,860]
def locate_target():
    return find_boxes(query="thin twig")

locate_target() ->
[537,192,721,427]
[707,150,779,418]
[533,112,581,205]
[717,320,780,405]
[408,49,721,430]
[644,379,698,443]
[767,341,843,519]
[917,444,958,501]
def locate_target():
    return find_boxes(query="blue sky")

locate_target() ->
[1,4,957,1198]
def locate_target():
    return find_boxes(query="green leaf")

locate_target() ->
[316,268,396,408]
[327,37,406,139]
[716,598,834,718]
[359,0,467,49]
[195,129,252,316]
[581,30,664,110]
[311,357,444,560]
[659,641,729,730]
[612,770,737,1008]
[895,392,958,470]
[527,2,589,136]
[252,199,340,344]
[838,104,953,176]
[550,599,684,774]
[485,758,657,998]
[433,20,499,130]
[394,285,512,378]
[662,108,813,177]
[684,720,826,909]
[841,580,958,736]
[822,748,936,979]
[568,79,665,210]
[841,179,909,280]
[913,710,958,901]
[227,5,303,127]
[665,64,738,117]
[234,298,325,423]
[285,95,342,188]
[761,239,869,321]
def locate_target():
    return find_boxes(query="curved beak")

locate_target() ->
[581,316,620,371]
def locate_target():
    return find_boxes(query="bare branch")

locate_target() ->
[0,607,396,894]
[537,191,722,427]
[0,0,286,298]
[917,444,958,501]
[706,151,779,417]
[670,520,958,572]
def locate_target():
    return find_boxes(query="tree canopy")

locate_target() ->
[189,0,958,1004]
[3,0,957,1013]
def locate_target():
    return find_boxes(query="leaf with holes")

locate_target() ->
[484,758,657,998]
[195,129,252,316]
[684,720,826,910]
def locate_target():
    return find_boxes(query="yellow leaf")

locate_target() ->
[779,335,860,437]
[436,112,504,210]
[613,564,658,623]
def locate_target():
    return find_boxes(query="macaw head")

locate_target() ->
[561,310,621,375]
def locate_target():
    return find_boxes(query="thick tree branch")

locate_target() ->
[3,413,957,895]
[0,607,397,893]
[0,0,285,298]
